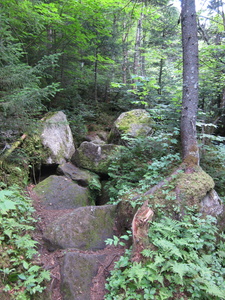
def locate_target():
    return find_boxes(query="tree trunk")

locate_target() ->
[131,200,154,262]
[133,13,143,86]
[94,48,98,103]
[180,0,199,165]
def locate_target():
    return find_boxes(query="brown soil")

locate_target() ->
[27,185,125,300]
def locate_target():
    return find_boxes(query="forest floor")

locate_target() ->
[27,184,124,300]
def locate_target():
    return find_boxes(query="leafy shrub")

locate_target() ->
[106,132,181,203]
[200,144,225,198]
[0,184,50,299]
[105,212,225,299]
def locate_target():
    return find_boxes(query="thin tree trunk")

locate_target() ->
[94,49,98,103]
[133,13,143,85]
[122,21,129,84]
[180,0,199,165]
[158,58,164,95]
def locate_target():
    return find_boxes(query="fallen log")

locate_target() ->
[0,133,27,167]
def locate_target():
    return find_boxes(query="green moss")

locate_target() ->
[116,110,152,134]
[23,133,50,166]
[117,110,152,133]
[176,166,214,206]
[123,165,215,219]
[41,111,58,121]
[0,160,29,187]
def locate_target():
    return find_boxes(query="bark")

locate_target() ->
[122,21,130,84]
[180,0,199,165]
[158,58,164,95]
[94,48,98,103]
[131,200,154,262]
[133,13,143,85]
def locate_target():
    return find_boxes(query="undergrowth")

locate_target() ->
[106,130,181,203]
[105,211,225,299]
[0,184,50,299]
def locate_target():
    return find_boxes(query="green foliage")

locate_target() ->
[200,144,225,197]
[106,130,181,202]
[105,212,225,299]
[65,104,96,145]
[105,231,132,247]
[0,12,61,142]
[0,185,50,299]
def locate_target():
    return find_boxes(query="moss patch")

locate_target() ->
[115,109,152,134]
[122,165,215,219]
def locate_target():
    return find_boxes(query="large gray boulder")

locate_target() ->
[108,109,154,145]
[72,141,119,174]
[60,252,107,300]
[33,175,93,210]
[41,111,75,164]
[43,205,116,251]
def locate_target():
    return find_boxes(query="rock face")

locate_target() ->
[72,141,118,174]
[33,175,93,209]
[108,109,153,145]
[60,252,107,300]
[43,205,116,251]
[41,111,75,164]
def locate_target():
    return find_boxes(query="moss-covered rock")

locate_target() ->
[57,162,101,203]
[43,205,116,251]
[60,252,107,300]
[108,109,153,145]
[33,175,93,210]
[120,165,222,220]
[72,141,119,175]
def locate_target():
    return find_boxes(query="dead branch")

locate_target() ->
[0,133,27,167]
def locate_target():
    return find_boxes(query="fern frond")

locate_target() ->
[171,262,190,283]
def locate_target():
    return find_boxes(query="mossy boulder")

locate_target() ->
[43,205,116,251]
[72,141,119,175]
[57,162,100,188]
[121,165,223,220]
[108,109,153,145]
[41,111,75,164]
[33,175,93,210]
[57,162,101,202]
[60,252,107,300]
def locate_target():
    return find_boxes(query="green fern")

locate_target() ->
[105,212,225,299]
[0,185,50,299]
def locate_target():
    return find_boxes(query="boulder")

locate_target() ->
[72,141,119,174]
[108,109,153,145]
[41,111,75,164]
[57,162,101,201]
[121,165,223,220]
[200,189,223,217]
[43,205,116,251]
[60,251,107,300]
[57,162,100,188]
[33,175,93,210]
[85,130,108,144]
